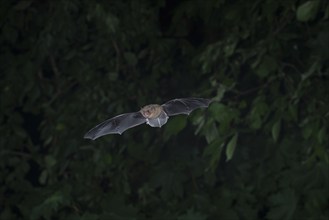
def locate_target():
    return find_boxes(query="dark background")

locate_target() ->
[0,0,328,219]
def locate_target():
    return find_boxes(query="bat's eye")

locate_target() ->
[145,110,151,116]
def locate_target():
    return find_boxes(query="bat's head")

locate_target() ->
[140,104,162,119]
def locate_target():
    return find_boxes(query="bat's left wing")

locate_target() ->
[162,98,211,116]
[84,112,146,140]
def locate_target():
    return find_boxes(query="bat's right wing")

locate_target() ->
[162,98,211,116]
[84,112,146,140]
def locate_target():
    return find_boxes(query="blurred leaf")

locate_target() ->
[272,120,281,142]
[31,190,70,220]
[249,100,269,129]
[224,39,238,57]
[324,4,329,19]
[124,52,138,66]
[301,119,319,140]
[164,116,187,140]
[214,84,226,102]
[317,126,326,144]
[267,189,297,220]
[255,55,277,78]
[108,72,118,81]
[81,213,99,220]
[149,168,185,199]
[0,207,16,220]
[204,122,219,143]
[204,139,224,171]
[3,25,18,43]
[44,136,53,146]
[210,102,239,132]
[193,114,206,135]
[14,0,32,10]
[45,155,57,168]
[39,170,48,185]
[210,102,226,122]
[288,104,298,122]
[178,209,207,220]
[55,123,65,131]
[296,1,320,22]
[105,14,119,33]
[301,61,318,81]
[226,133,238,161]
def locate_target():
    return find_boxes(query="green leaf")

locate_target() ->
[44,136,53,146]
[296,1,320,22]
[203,139,224,171]
[224,39,238,57]
[193,114,206,135]
[31,191,69,220]
[317,126,326,144]
[215,84,226,101]
[45,155,57,168]
[255,55,277,78]
[210,102,239,132]
[288,105,298,122]
[324,5,329,19]
[249,99,269,129]
[13,0,32,10]
[124,52,138,66]
[178,209,207,220]
[272,120,281,142]
[301,61,318,81]
[204,122,219,143]
[210,102,227,122]
[267,189,297,220]
[226,133,238,161]
[3,25,18,44]
[164,116,187,140]
[108,72,118,81]
[39,170,48,185]
[81,213,99,220]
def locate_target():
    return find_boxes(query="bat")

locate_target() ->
[84,98,212,140]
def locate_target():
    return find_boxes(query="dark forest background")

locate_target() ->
[1,0,328,219]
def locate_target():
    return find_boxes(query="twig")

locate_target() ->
[50,55,61,78]
[112,39,121,73]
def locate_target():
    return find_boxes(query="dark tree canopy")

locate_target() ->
[1,0,328,219]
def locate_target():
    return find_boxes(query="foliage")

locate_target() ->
[1,0,328,219]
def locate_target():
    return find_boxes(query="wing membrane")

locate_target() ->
[84,112,146,140]
[162,98,211,116]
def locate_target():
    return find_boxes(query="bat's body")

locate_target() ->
[140,104,169,127]
[84,98,211,140]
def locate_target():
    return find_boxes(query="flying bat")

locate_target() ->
[84,97,212,140]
